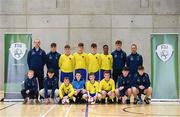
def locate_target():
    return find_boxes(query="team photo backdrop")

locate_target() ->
[3,33,179,101]
[4,34,32,100]
[151,33,179,100]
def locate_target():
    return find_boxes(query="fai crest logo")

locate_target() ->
[9,43,27,60]
[156,44,173,62]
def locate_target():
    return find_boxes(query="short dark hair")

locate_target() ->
[91,43,97,48]
[88,72,94,76]
[75,72,81,75]
[138,66,144,70]
[64,77,70,80]
[64,44,70,49]
[115,40,122,45]
[104,70,110,74]
[47,68,54,73]
[78,42,84,47]
[103,44,108,48]
[51,43,57,47]
[122,67,129,71]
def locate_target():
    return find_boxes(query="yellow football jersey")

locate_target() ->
[73,52,87,69]
[87,53,101,73]
[99,79,115,92]
[58,54,74,72]
[59,83,75,99]
[86,80,99,94]
[100,54,113,70]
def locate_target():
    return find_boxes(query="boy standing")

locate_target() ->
[100,45,113,80]
[87,43,101,81]
[73,43,87,81]
[59,45,74,82]
[46,43,61,79]
[111,40,126,84]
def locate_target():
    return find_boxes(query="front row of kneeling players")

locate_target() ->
[21,66,152,105]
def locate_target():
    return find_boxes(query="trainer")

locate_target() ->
[27,39,46,90]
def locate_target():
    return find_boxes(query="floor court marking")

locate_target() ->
[41,105,56,117]
[85,102,88,117]
[64,104,73,117]
[123,106,180,116]
[0,103,17,112]
[87,104,130,116]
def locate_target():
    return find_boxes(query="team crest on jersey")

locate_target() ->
[156,44,173,62]
[9,43,27,60]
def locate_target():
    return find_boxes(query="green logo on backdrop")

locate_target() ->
[9,43,27,60]
[156,44,173,62]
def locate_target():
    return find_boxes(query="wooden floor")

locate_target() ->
[0,93,180,117]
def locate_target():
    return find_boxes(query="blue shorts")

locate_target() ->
[119,87,130,97]
[90,93,96,97]
[75,69,87,81]
[100,69,111,80]
[60,71,73,82]
[136,87,147,95]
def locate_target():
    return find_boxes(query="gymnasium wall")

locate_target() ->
[0,0,180,90]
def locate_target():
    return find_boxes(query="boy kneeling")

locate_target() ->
[39,69,59,104]
[132,66,152,104]
[59,77,75,104]
[72,72,86,104]
[98,71,115,104]
[115,67,132,104]
[21,70,39,104]
[84,73,99,104]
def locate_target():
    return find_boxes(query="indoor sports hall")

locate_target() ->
[0,0,180,117]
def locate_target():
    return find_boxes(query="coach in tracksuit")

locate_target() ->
[126,44,143,77]
[27,39,46,90]
[111,40,127,84]
[46,43,61,80]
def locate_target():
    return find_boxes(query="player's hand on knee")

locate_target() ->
[139,85,144,89]
[119,86,124,91]
[26,90,30,94]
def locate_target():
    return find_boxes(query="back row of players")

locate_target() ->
[23,39,152,104]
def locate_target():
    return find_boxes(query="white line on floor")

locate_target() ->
[41,105,56,117]
[64,104,73,117]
